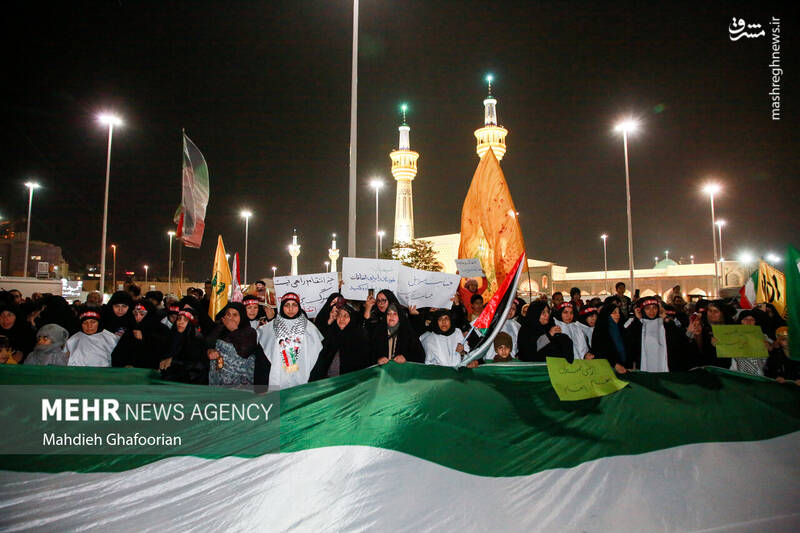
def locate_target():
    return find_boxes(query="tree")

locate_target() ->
[379,240,443,272]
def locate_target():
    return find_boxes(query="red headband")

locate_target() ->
[579,306,598,316]
[639,298,660,308]
[134,304,147,312]
[80,310,100,321]
[281,293,300,304]
[557,301,573,310]
[168,305,180,312]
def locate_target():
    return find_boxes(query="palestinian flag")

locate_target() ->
[174,133,210,249]
[739,268,758,308]
[463,252,525,365]
[1,364,798,531]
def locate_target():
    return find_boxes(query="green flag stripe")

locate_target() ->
[1,363,798,475]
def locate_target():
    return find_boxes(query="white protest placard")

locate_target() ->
[341,257,400,301]
[273,272,338,318]
[397,266,461,309]
[61,279,83,299]
[455,258,484,278]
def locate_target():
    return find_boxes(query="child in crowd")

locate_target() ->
[24,324,70,366]
[491,332,516,363]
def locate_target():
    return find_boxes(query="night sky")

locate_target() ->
[1,1,796,282]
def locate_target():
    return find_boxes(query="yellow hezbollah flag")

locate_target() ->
[209,235,232,320]
[756,260,787,318]
[458,149,527,302]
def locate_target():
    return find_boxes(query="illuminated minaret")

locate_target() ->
[288,229,300,276]
[390,104,419,243]
[474,74,508,161]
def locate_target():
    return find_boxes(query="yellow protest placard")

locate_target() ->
[757,260,787,318]
[546,357,628,401]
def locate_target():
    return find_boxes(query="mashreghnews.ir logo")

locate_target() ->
[729,17,781,120]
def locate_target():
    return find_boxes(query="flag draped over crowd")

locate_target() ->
[458,149,527,302]
[1,363,798,531]
[209,236,231,319]
[174,133,210,248]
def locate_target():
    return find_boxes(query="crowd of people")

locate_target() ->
[0,277,797,389]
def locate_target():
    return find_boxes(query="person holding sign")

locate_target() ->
[370,303,424,366]
[690,300,734,369]
[729,310,771,376]
[517,300,574,363]
[258,293,323,390]
[420,309,474,368]
[623,298,691,372]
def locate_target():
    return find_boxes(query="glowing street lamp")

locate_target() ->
[240,210,253,284]
[614,118,639,294]
[23,181,40,277]
[703,183,722,295]
[324,261,330,272]
[167,231,175,295]
[97,112,123,293]
[766,253,782,264]
[370,179,383,258]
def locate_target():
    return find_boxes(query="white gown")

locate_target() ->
[554,319,590,361]
[66,330,120,367]
[258,316,323,391]
[421,329,466,367]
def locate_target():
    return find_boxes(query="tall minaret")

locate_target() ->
[390,104,419,244]
[474,74,508,161]
[288,229,300,276]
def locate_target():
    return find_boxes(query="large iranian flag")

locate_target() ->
[1,363,799,531]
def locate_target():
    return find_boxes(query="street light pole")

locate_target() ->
[614,119,638,296]
[347,0,359,258]
[144,265,149,284]
[378,230,385,254]
[111,244,117,292]
[716,220,726,288]
[97,113,123,294]
[240,210,252,284]
[23,182,40,278]
[325,261,330,272]
[167,231,175,295]
[703,184,721,296]
[601,234,608,294]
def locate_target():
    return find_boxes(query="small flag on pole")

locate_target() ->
[209,236,232,320]
[174,133,210,248]
[231,252,243,303]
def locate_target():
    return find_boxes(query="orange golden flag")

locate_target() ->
[458,149,527,302]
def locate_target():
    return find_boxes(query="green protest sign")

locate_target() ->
[711,325,769,358]
[546,357,628,401]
